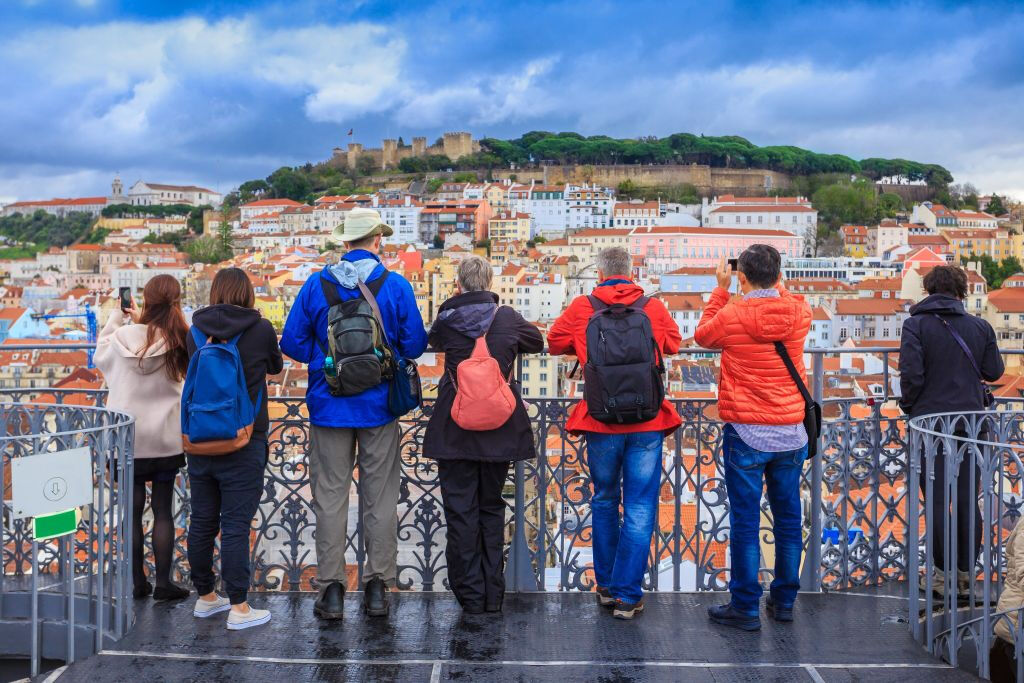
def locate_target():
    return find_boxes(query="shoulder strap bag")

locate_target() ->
[932,314,994,407]
[774,342,822,459]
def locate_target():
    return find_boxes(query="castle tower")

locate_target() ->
[443,132,473,161]
[347,143,364,170]
[412,137,427,157]
[381,139,399,170]
[332,147,344,159]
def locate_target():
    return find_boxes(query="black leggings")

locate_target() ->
[132,480,177,588]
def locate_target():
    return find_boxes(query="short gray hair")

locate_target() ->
[457,255,493,292]
[596,247,631,278]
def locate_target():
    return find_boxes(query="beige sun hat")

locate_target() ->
[331,207,394,243]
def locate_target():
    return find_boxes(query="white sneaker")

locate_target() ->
[227,607,271,630]
[194,594,231,618]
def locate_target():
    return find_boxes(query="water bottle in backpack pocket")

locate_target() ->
[181,327,259,456]
[583,295,665,425]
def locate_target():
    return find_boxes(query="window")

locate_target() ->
[540,387,547,396]
[758,216,763,224]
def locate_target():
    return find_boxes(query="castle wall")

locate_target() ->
[491,164,790,196]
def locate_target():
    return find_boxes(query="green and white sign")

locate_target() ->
[33,508,80,541]
[9,446,92,527]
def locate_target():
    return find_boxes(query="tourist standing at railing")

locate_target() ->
[548,246,681,620]
[185,268,283,630]
[424,255,543,614]
[696,245,811,632]
[95,274,191,602]
[280,208,427,621]
[899,264,1003,596]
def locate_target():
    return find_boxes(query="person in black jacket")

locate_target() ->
[185,267,283,630]
[900,264,1003,593]
[424,255,543,613]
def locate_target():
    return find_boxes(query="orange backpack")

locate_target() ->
[450,314,517,431]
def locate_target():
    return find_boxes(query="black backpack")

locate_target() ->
[583,295,665,424]
[317,271,395,397]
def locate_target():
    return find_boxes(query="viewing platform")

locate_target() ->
[1,345,1019,681]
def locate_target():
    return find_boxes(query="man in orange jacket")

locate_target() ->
[695,244,811,631]
[549,247,681,620]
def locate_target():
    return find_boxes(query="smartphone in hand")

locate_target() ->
[727,258,738,271]
[119,287,132,313]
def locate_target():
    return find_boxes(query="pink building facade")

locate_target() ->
[630,226,802,275]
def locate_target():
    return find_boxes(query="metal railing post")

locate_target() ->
[801,351,824,591]
[505,459,537,591]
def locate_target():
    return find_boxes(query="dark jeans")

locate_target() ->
[585,430,663,604]
[187,438,267,605]
[722,424,806,616]
[438,459,511,610]
[920,433,982,572]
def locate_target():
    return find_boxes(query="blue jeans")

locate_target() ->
[585,431,663,603]
[187,438,267,605]
[722,425,806,616]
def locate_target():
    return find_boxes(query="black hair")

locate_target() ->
[923,265,968,299]
[737,244,782,289]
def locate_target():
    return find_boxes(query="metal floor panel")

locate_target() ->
[56,592,973,682]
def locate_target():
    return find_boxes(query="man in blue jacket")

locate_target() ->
[281,207,427,620]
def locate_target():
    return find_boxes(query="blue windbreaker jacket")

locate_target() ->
[280,250,428,428]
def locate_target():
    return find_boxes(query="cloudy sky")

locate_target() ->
[1,0,1022,202]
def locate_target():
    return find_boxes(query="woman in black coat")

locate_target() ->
[424,255,543,613]
[899,264,1003,594]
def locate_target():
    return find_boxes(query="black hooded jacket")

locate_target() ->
[423,290,544,462]
[187,304,284,439]
[899,294,1003,418]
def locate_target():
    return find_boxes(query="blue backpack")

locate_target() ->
[181,327,260,456]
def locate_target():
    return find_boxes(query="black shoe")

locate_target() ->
[153,582,190,601]
[484,599,503,613]
[463,603,485,615]
[707,603,761,631]
[765,596,793,622]
[133,581,152,599]
[314,582,345,620]
[612,598,645,620]
[362,577,389,617]
[596,586,615,608]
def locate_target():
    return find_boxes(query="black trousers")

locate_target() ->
[437,459,511,610]
[920,434,983,572]
[187,438,267,604]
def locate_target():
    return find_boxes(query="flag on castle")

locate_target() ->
[347,128,353,136]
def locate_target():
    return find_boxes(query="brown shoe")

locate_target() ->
[612,598,644,620]
[596,586,614,608]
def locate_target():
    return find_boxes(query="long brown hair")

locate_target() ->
[138,274,189,382]
[209,267,256,308]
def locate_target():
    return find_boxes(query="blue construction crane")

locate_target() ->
[31,303,99,368]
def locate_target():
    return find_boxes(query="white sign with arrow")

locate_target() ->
[10,446,92,519]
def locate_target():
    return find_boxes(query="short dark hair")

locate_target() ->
[923,265,968,299]
[209,267,255,308]
[738,244,782,289]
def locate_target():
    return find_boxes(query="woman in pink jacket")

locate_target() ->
[95,275,190,601]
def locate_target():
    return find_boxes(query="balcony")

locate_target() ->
[0,345,1016,680]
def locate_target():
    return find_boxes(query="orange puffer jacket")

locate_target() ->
[694,286,812,425]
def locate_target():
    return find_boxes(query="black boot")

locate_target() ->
[133,581,152,600]
[314,581,345,620]
[362,577,389,617]
[153,582,190,601]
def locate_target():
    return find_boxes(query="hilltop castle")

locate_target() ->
[331,132,480,172]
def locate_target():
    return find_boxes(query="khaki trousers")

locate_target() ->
[308,422,401,589]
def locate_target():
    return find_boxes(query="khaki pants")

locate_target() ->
[308,422,401,589]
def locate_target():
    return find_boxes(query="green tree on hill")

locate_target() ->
[988,194,1008,216]
[812,180,879,230]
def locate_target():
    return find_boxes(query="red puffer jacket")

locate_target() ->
[694,286,812,425]
[548,281,682,436]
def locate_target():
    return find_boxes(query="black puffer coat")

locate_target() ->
[423,290,544,462]
[899,294,1003,418]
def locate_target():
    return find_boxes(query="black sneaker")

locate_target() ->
[612,598,644,620]
[133,581,152,600]
[363,577,389,617]
[765,595,793,622]
[314,582,345,620]
[707,603,761,631]
[153,582,190,601]
[596,587,615,608]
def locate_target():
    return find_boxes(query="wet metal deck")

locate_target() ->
[57,592,972,682]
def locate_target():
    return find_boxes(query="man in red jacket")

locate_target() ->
[695,244,811,631]
[548,247,681,619]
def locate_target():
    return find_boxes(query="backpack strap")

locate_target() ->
[357,278,390,346]
[319,272,343,307]
[190,326,207,349]
[587,295,608,313]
